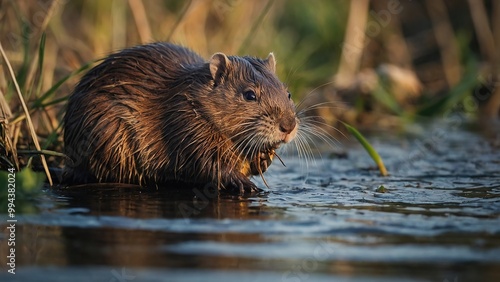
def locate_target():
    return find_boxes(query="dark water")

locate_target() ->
[1,125,500,282]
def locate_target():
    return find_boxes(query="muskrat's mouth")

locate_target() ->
[260,141,286,169]
[263,141,283,153]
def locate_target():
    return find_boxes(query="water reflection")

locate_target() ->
[10,184,276,270]
[1,128,500,281]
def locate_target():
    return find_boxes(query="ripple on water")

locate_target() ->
[3,128,500,281]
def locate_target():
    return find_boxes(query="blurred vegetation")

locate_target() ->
[0,0,499,183]
[0,167,45,213]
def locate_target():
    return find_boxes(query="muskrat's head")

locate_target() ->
[201,52,298,159]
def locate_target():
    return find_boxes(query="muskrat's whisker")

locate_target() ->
[299,118,346,145]
[219,126,257,158]
[301,129,338,163]
[294,132,314,165]
[224,121,256,132]
[290,133,313,177]
[235,129,266,157]
[296,101,347,114]
[227,125,259,143]
[294,81,335,110]
[296,129,321,163]
[232,131,258,159]
[299,115,344,130]
[302,126,342,149]
[248,135,265,160]
[298,130,318,167]
[259,170,270,189]
[298,124,339,155]
[274,152,286,167]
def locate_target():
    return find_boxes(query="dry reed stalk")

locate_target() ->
[24,0,60,93]
[334,0,369,88]
[425,0,461,87]
[128,0,152,44]
[467,0,496,62]
[0,88,19,170]
[0,42,53,185]
[166,0,193,42]
[468,0,500,119]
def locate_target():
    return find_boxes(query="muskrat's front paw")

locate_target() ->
[223,174,261,195]
[250,151,274,175]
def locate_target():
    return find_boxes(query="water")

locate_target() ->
[1,126,499,281]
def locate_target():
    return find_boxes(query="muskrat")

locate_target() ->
[63,42,298,194]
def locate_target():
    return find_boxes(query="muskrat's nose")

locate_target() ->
[279,117,296,134]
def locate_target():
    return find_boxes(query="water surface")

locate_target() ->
[1,126,499,281]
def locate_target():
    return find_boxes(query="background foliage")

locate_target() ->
[0,0,499,176]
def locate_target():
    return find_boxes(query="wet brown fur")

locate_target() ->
[63,42,297,192]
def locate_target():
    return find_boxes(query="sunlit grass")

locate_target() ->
[341,121,388,177]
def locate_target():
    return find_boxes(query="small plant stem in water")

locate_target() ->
[341,122,388,176]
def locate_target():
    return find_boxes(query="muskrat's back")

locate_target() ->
[63,42,298,193]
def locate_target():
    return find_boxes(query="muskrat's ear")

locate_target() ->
[210,53,230,86]
[265,52,276,73]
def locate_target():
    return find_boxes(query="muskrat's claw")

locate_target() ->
[223,172,262,195]
[250,151,274,176]
[244,181,262,194]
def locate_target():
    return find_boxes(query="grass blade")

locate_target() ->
[23,0,59,96]
[238,0,275,54]
[0,41,53,186]
[417,59,478,116]
[34,33,47,99]
[17,149,66,158]
[341,121,388,176]
[372,80,404,115]
[32,61,94,108]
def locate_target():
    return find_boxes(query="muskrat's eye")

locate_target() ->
[243,90,257,101]
[287,91,292,100]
